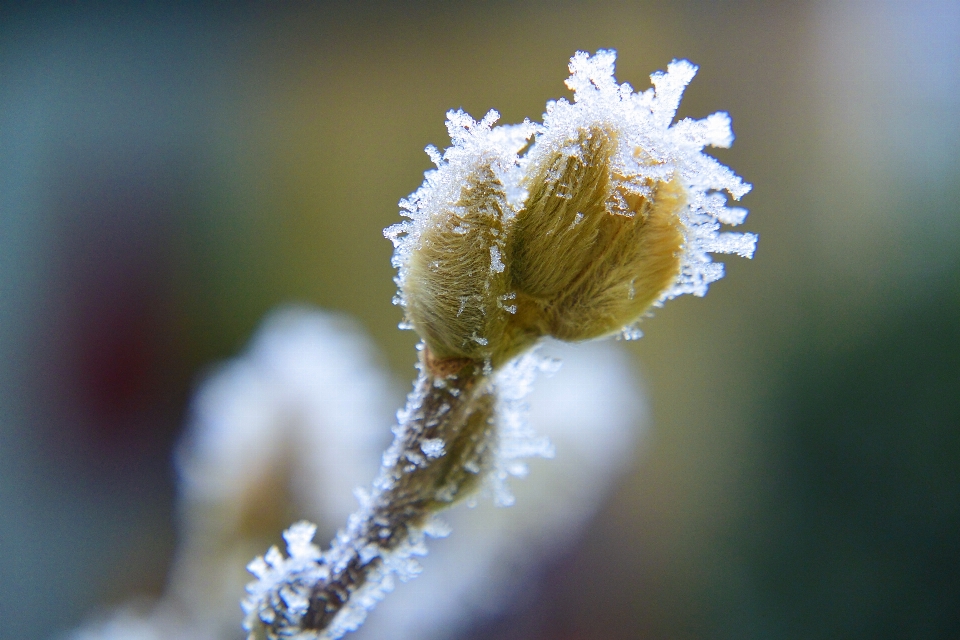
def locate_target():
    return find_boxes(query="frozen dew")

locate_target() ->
[619,325,644,341]
[422,515,453,539]
[420,438,446,459]
[489,245,506,273]
[283,522,322,561]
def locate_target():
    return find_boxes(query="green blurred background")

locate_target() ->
[1,1,958,638]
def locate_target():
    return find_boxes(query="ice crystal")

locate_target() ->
[486,349,558,506]
[420,438,446,459]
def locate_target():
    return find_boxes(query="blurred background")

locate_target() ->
[1,1,959,638]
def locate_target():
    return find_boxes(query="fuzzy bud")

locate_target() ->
[400,159,512,362]
[385,110,535,365]
[505,124,684,346]
[386,50,756,369]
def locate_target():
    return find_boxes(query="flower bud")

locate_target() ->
[400,161,511,362]
[387,50,756,369]
[385,110,535,364]
[505,124,684,345]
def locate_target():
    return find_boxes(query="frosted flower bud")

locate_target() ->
[387,50,756,367]
[386,110,537,363]
[398,154,511,362]
[506,124,685,344]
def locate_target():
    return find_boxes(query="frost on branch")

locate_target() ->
[352,339,645,640]
[239,340,646,640]
[240,345,558,639]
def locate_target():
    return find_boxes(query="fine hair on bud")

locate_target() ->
[506,124,685,345]
[402,160,512,363]
[388,51,755,370]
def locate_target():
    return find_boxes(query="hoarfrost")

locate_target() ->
[420,438,446,459]
[486,349,558,507]
[489,245,505,273]
[619,325,644,341]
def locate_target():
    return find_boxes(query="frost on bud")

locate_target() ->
[400,159,512,362]
[506,124,684,345]
[387,50,756,369]
[386,110,537,364]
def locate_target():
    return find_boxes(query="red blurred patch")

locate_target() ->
[48,157,191,458]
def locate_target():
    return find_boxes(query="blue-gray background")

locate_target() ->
[1,2,958,638]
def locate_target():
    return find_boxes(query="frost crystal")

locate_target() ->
[487,349,558,507]
[420,438,446,459]
[242,522,328,637]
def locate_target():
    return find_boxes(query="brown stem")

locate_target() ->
[298,350,497,634]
